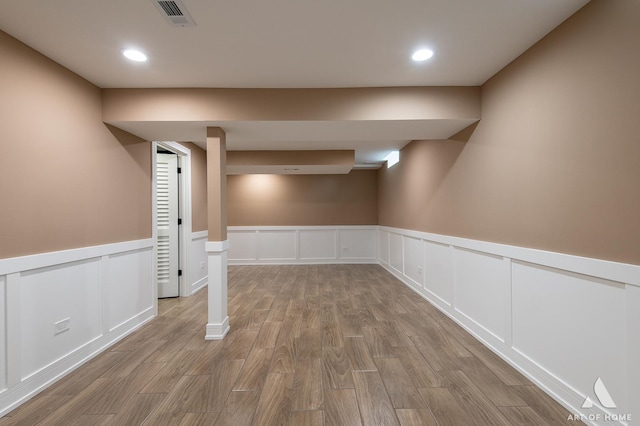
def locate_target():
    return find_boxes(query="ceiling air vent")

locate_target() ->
[152,0,196,27]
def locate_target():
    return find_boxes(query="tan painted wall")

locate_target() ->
[228,171,378,226]
[103,86,480,123]
[379,0,640,265]
[179,143,208,232]
[0,31,151,259]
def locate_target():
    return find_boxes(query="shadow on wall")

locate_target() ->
[449,121,479,143]
[105,124,151,176]
[377,126,475,232]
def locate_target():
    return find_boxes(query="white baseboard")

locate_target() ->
[191,276,208,294]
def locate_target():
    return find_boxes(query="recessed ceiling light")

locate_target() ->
[122,49,147,62]
[412,48,434,62]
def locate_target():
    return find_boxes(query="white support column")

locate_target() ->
[205,240,230,339]
[205,127,229,340]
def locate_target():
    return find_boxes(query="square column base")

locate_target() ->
[205,240,230,340]
[205,316,230,340]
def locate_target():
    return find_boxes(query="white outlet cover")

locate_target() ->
[54,318,70,335]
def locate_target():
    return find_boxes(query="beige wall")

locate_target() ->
[179,142,208,232]
[379,0,640,265]
[228,171,378,226]
[103,86,480,123]
[0,31,151,259]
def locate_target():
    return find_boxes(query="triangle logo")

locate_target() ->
[581,377,616,409]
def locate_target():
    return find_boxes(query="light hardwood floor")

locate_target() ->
[0,264,576,425]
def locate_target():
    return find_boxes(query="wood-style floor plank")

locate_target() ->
[1,265,574,426]
[44,351,127,396]
[322,346,354,389]
[0,395,73,426]
[345,336,377,371]
[395,408,439,426]
[324,388,363,426]
[139,350,201,394]
[352,371,400,426]
[291,358,324,411]
[232,348,274,391]
[85,361,165,414]
[289,410,324,426]
[252,373,294,426]
[109,393,166,426]
[213,390,260,426]
[375,357,426,409]
[141,375,209,425]
[394,346,443,388]
[254,321,282,348]
[418,387,472,426]
[439,369,512,426]
[187,359,244,412]
[179,412,220,426]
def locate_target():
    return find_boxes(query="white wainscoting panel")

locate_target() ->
[190,231,208,294]
[0,239,155,417]
[402,235,423,289]
[378,226,640,425]
[388,232,403,274]
[338,229,377,260]
[0,275,5,392]
[228,230,258,262]
[512,261,628,415]
[300,229,337,260]
[423,241,454,307]
[228,226,377,264]
[258,230,297,261]
[378,230,389,264]
[20,259,103,381]
[108,249,153,331]
[453,248,509,343]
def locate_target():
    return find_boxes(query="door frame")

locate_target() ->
[152,141,193,302]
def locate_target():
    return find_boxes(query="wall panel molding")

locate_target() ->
[378,226,639,425]
[228,226,378,264]
[190,231,208,294]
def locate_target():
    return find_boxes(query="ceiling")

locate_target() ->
[0,0,589,168]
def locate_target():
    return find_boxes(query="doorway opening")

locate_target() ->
[153,141,193,300]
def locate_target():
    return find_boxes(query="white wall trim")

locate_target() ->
[206,239,231,253]
[0,239,155,417]
[190,231,208,294]
[192,230,208,240]
[191,276,208,294]
[378,225,638,426]
[0,239,153,276]
[379,226,640,287]
[227,225,378,265]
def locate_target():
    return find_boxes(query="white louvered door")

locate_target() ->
[157,153,179,298]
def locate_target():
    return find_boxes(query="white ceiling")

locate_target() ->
[0,0,589,166]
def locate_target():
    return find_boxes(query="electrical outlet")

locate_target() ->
[200,261,205,269]
[417,266,423,275]
[54,318,70,335]
[342,247,349,252]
